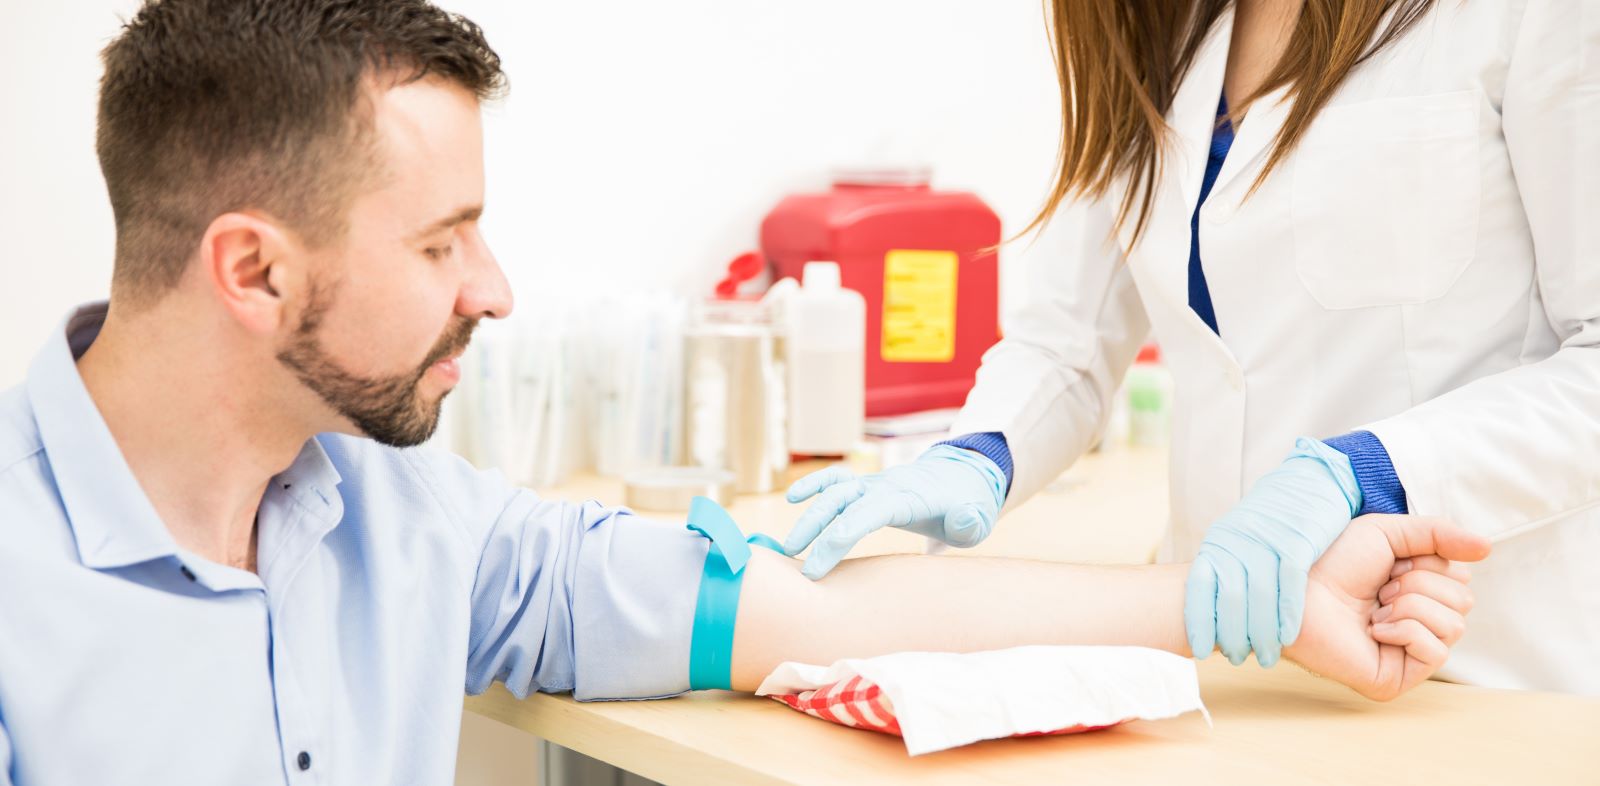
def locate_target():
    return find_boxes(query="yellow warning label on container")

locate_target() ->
[882,249,958,363]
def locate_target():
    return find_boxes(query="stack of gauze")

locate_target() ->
[755,645,1209,755]
[784,261,866,457]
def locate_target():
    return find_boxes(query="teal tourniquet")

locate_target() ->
[686,496,783,690]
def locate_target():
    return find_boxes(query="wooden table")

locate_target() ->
[466,446,1600,783]
[467,658,1600,784]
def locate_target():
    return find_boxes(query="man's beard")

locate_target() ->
[276,280,476,448]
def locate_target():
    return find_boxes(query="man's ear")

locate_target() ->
[200,211,300,335]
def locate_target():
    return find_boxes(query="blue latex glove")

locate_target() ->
[782,445,1007,580]
[1184,437,1363,668]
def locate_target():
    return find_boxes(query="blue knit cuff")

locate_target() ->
[1323,430,1409,515]
[936,432,1014,499]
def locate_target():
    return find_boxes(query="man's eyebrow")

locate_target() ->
[411,204,483,240]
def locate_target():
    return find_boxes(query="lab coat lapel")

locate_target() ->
[1167,7,1295,207]
[1140,9,1250,369]
[1166,7,1232,215]
[1207,83,1293,204]
[1133,10,1233,335]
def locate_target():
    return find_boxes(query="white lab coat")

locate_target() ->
[952,1,1599,695]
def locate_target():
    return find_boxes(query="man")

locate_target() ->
[0,1,1487,783]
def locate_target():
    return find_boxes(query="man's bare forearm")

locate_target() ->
[729,549,1192,691]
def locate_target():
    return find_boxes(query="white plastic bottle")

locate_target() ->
[1124,342,1173,447]
[785,261,866,456]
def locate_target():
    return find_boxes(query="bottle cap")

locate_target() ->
[714,251,766,300]
[802,261,841,290]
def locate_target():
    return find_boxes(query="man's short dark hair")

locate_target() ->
[96,0,506,308]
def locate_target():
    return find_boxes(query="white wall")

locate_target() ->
[0,0,137,385]
[0,0,1063,388]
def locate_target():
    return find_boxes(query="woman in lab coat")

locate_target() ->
[781,0,1599,695]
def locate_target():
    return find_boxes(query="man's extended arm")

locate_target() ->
[431,444,1484,703]
[732,514,1489,701]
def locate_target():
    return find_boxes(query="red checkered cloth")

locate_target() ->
[767,673,1127,740]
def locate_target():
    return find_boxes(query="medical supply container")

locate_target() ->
[683,299,789,494]
[760,168,1001,416]
[783,262,866,457]
[1124,343,1172,447]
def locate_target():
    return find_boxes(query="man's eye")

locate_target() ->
[424,245,453,261]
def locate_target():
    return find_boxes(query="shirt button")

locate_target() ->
[297,751,312,771]
[1207,203,1233,224]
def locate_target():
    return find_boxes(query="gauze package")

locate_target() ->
[755,645,1209,755]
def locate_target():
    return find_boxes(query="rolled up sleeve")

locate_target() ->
[465,495,708,701]
[408,450,708,701]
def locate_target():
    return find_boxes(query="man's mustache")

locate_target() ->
[419,318,478,373]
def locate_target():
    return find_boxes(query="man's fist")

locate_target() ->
[1285,515,1491,701]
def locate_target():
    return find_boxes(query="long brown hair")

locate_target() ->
[1025,0,1436,243]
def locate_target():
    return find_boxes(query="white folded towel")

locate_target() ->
[755,645,1210,755]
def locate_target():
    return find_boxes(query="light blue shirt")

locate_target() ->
[0,303,708,785]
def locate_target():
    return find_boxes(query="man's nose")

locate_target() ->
[456,230,513,321]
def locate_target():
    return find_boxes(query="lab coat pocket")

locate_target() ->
[1290,91,1481,309]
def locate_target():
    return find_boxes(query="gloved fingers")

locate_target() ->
[1370,617,1450,673]
[1389,555,1471,584]
[1183,559,1219,660]
[939,502,993,548]
[1372,592,1466,647]
[1276,558,1310,648]
[784,465,857,504]
[782,478,867,556]
[1379,568,1474,615]
[1209,550,1251,665]
[800,496,897,580]
[1246,552,1284,668]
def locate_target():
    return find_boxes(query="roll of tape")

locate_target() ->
[623,467,738,512]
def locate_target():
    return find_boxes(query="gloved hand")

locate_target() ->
[1184,437,1363,668]
[782,445,1008,580]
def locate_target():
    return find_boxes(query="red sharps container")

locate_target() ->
[760,168,1001,417]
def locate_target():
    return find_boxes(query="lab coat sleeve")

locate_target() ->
[1363,3,1600,541]
[407,449,708,701]
[950,195,1151,511]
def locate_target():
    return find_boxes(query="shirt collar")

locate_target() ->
[26,302,344,572]
[272,435,346,528]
